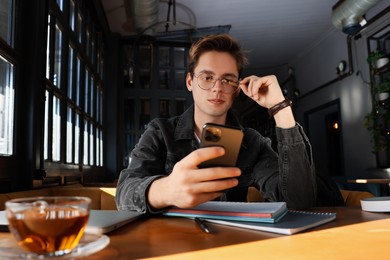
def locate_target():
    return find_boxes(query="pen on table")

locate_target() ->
[194,217,212,234]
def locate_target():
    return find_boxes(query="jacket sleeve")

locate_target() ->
[115,124,167,213]
[252,123,317,209]
[275,123,317,209]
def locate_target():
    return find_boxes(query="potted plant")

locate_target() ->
[365,51,390,155]
[376,80,390,101]
[367,50,389,69]
[364,111,387,153]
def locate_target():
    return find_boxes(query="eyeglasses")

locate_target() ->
[193,73,240,94]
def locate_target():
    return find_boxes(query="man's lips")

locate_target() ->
[208,98,225,104]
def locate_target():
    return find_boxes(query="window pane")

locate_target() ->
[159,99,170,118]
[99,130,103,166]
[77,14,82,43]
[123,134,135,167]
[44,90,49,159]
[0,55,14,155]
[159,46,170,66]
[83,120,88,165]
[124,98,134,130]
[96,129,100,166]
[140,99,150,130]
[75,113,80,164]
[174,47,185,67]
[175,70,185,90]
[96,129,103,166]
[176,98,187,116]
[86,29,90,57]
[89,123,94,165]
[54,25,62,87]
[139,69,150,89]
[46,15,52,79]
[100,57,104,79]
[52,96,61,161]
[0,0,14,46]
[66,107,73,163]
[91,38,95,65]
[139,45,151,67]
[97,88,102,124]
[85,69,89,113]
[159,70,169,89]
[76,56,81,105]
[123,45,134,88]
[90,76,94,117]
[69,0,75,31]
[56,0,63,11]
[68,45,74,99]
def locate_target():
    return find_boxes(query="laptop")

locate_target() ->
[86,210,143,234]
[0,210,143,234]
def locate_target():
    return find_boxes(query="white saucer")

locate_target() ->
[0,233,109,259]
[361,196,390,212]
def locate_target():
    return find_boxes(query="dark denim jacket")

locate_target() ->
[116,105,317,213]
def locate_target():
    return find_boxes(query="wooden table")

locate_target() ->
[1,207,389,259]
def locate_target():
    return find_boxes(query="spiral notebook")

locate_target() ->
[203,210,336,235]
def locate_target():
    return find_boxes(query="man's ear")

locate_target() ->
[186,72,193,91]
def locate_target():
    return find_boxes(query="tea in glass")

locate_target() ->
[6,196,91,256]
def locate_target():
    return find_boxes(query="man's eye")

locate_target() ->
[223,79,238,86]
[202,75,214,82]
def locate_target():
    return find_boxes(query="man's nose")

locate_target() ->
[212,79,224,92]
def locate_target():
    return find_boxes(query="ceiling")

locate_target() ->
[100,0,341,69]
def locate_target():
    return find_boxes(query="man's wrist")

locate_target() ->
[268,97,292,117]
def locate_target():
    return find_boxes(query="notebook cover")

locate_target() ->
[203,210,336,235]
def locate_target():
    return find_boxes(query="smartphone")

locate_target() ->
[198,123,244,168]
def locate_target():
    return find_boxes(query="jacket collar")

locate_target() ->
[174,104,242,141]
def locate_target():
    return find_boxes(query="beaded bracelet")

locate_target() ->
[268,97,292,117]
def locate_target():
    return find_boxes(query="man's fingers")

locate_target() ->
[178,146,225,169]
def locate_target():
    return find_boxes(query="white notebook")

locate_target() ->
[0,210,142,234]
[361,196,390,212]
[203,210,336,235]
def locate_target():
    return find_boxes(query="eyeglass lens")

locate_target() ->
[196,74,239,94]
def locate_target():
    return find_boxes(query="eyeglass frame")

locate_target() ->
[191,72,241,94]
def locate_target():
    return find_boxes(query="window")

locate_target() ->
[0,0,15,156]
[0,56,14,155]
[0,0,106,188]
[120,42,191,167]
[44,0,105,173]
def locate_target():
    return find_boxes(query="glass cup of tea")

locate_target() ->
[5,196,91,257]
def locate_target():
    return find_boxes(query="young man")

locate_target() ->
[116,34,317,213]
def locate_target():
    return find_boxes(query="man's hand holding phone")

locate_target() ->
[147,146,241,209]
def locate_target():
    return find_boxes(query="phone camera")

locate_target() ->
[204,127,222,142]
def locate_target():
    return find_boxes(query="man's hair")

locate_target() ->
[188,34,248,77]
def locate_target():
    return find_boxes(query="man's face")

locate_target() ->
[186,51,239,120]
